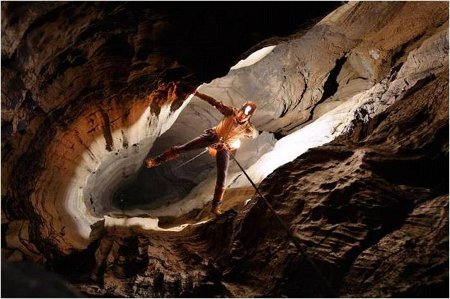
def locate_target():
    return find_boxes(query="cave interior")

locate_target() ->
[1,2,449,298]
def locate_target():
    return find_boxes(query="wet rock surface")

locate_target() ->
[1,2,448,297]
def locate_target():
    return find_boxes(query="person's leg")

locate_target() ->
[211,146,230,215]
[144,130,218,168]
[174,130,218,153]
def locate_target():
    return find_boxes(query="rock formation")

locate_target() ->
[1,1,338,256]
[2,2,448,297]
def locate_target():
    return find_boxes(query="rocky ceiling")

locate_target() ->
[1,2,449,298]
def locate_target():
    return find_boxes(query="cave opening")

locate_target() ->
[111,135,216,212]
[85,85,279,221]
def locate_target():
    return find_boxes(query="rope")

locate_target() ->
[175,148,209,169]
[230,153,338,297]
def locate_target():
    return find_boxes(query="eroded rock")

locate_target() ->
[1,2,448,297]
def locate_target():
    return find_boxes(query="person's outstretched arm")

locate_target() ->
[194,91,234,116]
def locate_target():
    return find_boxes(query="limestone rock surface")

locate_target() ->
[1,2,448,298]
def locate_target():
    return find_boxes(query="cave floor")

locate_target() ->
[157,186,256,229]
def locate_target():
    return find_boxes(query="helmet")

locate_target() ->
[240,101,257,116]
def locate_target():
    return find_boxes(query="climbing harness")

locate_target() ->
[230,152,338,297]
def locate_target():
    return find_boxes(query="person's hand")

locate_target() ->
[144,159,152,168]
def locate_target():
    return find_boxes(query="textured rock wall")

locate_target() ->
[80,60,449,299]
[280,70,448,297]
[74,2,448,298]
[154,1,447,217]
[1,1,338,259]
[198,2,447,135]
[1,2,448,297]
[1,2,199,255]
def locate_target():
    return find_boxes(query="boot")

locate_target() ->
[210,185,225,216]
[144,146,180,168]
[211,200,223,216]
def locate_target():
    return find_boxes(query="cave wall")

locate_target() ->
[198,2,448,135]
[246,69,449,298]
[1,2,198,255]
[77,2,448,297]
[80,33,449,299]
[1,1,339,258]
[1,2,448,297]
[145,1,448,218]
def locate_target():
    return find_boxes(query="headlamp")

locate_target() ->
[231,139,241,149]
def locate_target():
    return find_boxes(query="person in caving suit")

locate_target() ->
[144,91,258,216]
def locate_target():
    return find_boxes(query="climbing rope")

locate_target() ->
[175,148,209,169]
[231,153,338,297]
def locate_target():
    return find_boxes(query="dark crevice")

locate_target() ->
[22,91,45,115]
[17,120,27,135]
[279,101,290,118]
[280,55,348,135]
[273,131,286,140]
[1,122,14,139]
[48,238,101,283]
[316,56,347,106]
[389,62,404,80]
[278,55,348,135]
[305,55,347,123]
[121,130,129,149]
[98,108,114,152]
[400,73,437,100]
[391,32,426,67]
